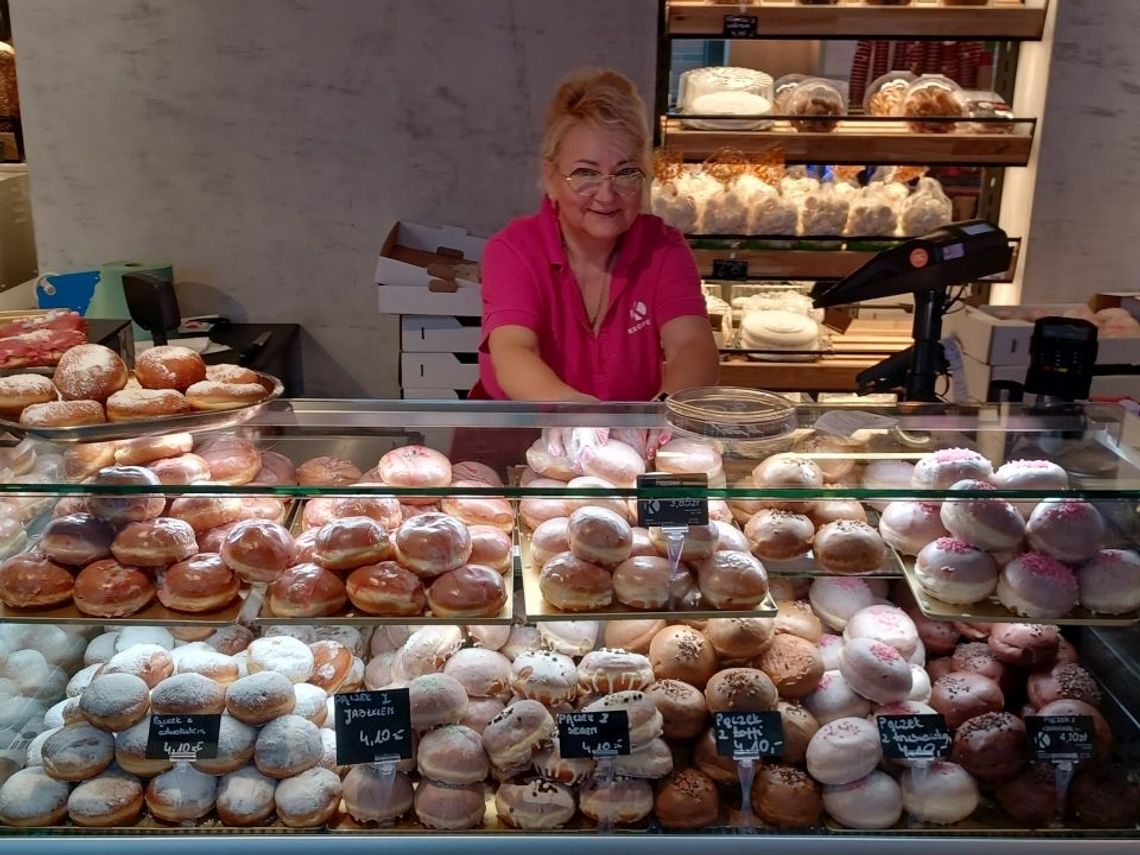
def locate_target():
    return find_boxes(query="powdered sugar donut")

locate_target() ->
[247,636,315,684]
[1026,499,1106,563]
[255,714,323,779]
[912,448,994,490]
[878,501,950,556]
[997,552,1078,618]
[193,714,256,776]
[1078,549,1140,614]
[992,460,1069,517]
[568,506,633,567]
[939,479,1025,551]
[378,445,452,503]
[580,440,646,487]
[914,538,998,605]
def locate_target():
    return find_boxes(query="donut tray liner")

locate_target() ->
[518,531,778,621]
[0,371,284,443]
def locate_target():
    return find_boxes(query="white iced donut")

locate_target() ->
[805,716,882,786]
[802,670,871,725]
[1026,499,1106,563]
[992,459,1069,518]
[939,479,1025,551]
[911,448,993,490]
[860,460,915,512]
[842,605,919,659]
[838,637,913,705]
[809,577,878,632]
[878,501,949,556]
[996,552,1078,618]
[1077,549,1140,615]
[822,769,902,830]
[901,761,979,825]
[914,537,998,605]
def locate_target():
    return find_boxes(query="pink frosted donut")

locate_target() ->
[565,477,631,521]
[654,438,722,476]
[839,637,913,705]
[296,456,361,487]
[911,448,993,490]
[450,460,503,486]
[1078,549,1140,615]
[519,478,571,530]
[301,497,337,531]
[147,453,211,485]
[878,501,949,556]
[249,450,297,486]
[803,670,871,725]
[441,482,514,531]
[531,517,570,567]
[809,577,878,632]
[991,460,1068,517]
[914,538,998,605]
[579,440,646,487]
[467,525,513,575]
[842,605,919,659]
[394,512,473,577]
[1026,500,1106,564]
[939,479,1025,551]
[377,445,452,504]
[997,552,1078,618]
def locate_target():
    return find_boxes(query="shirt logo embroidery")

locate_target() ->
[627,300,650,335]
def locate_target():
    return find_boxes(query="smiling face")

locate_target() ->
[543,121,643,247]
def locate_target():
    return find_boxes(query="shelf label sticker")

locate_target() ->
[711,258,749,280]
[723,14,758,39]
[1026,715,1096,762]
[714,711,785,761]
[146,714,221,762]
[557,711,630,759]
[812,409,899,438]
[636,473,710,528]
[877,714,952,761]
[334,689,414,766]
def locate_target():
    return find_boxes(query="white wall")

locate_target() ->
[9,0,658,396]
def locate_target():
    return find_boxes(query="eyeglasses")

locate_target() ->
[562,167,646,196]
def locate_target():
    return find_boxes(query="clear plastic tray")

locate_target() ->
[665,387,798,448]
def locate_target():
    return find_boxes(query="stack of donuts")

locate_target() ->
[0,342,270,428]
[262,444,511,621]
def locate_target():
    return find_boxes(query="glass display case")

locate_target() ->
[0,397,1137,851]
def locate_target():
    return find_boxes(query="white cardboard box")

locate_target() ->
[376,221,486,316]
[400,352,479,391]
[399,315,482,353]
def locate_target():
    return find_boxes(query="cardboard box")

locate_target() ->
[399,315,482,353]
[400,352,479,392]
[401,387,470,400]
[376,221,486,316]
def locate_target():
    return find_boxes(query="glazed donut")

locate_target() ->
[394,512,473,577]
[612,555,697,610]
[194,437,261,486]
[168,490,243,531]
[649,522,720,562]
[468,524,513,574]
[579,439,646,487]
[0,373,57,416]
[135,345,207,391]
[566,476,631,520]
[233,496,288,525]
[911,448,994,490]
[655,437,722,476]
[426,563,508,618]
[21,399,105,427]
[696,549,770,610]
[327,493,403,529]
[198,521,238,553]
[206,363,259,384]
[111,517,198,566]
[158,553,241,612]
[496,778,577,830]
[52,344,128,403]
[151,672,227,716]
[810,499,869,528]
[62,441,119,481]
[579,775,654,826]
[568,506,633,567]
[85,465,165,523]
[752,454,825,513]
[441,487,514,531]
[185,380,266,411]
[220,519,297,583]
[0,552,74,609]
[274,766,341,828]
[38,512,116,565]
[578,648,656,693]
[208,624,254,656]
[745,509,814,561]
[509,650,579,706]
[451,460,503,486]
[296,455,362,487]
[378,444,453,500]
[531,517,571,567]
[105,388,192,421]
[267,563,347,618]
[145,764,217,822]
[813,520,887,574]
[0,512,28,558]
[539,551,614,611]
[146,453,212,484]
[792,432,860,483]
[345,561,426,616]
[313,516,393,570]
[250,450,297,486]
[342,766,413,825]
[72,559,155,617]
[114,432,194,466]
[226,671,297,724]
[408,672,469,729]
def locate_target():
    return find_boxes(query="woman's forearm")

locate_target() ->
[661,335,720,394]
[492,345,594,401]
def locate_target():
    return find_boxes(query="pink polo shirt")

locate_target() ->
[477,197,706,401]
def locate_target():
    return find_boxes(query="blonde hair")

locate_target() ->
[541,68,650,173]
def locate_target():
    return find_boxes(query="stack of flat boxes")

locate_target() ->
[374,221,488,399]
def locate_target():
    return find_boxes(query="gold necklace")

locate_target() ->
[586,275,609,327]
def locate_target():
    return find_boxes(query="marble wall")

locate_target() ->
[9,0,658,396]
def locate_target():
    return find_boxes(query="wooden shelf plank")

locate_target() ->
[663,118,1033,166]
[667,1,1046,41]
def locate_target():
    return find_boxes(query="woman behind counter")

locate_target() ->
[475,68,719,402]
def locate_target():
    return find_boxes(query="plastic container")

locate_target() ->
[786,78,847,133]
[899,176,953,237]
[864,71,916,118]
[773,74,808,114]
[896,74,967,134]
[665,387,799,459]
[678,67,775,131]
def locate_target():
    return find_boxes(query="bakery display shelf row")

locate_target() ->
[660,118,1034,166]
[690,237,1021,282]
[0,593,247,628]
[666,0,1047,41]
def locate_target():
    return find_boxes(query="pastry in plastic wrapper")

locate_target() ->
[846,185,900,238]
[865,71,916,118]
[739,310,824,362]
[963,91,1016,135]
[799,183,851,240]
[651,179,700,234]
[896,75,966,134]
[786,78,846,133]
[900,177,953,237]
[747,193,798,247]
[773,74,808,114]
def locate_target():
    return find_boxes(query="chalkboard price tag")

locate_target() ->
[1026,715,1096,762]
[558,711,630,759]
[636,473,710,528]
[877,714,952,761]
[723,14,758,39]
[334,689,414,766]
[146,714,221,762]
[714,711,785,760]
[711,258,750,280]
